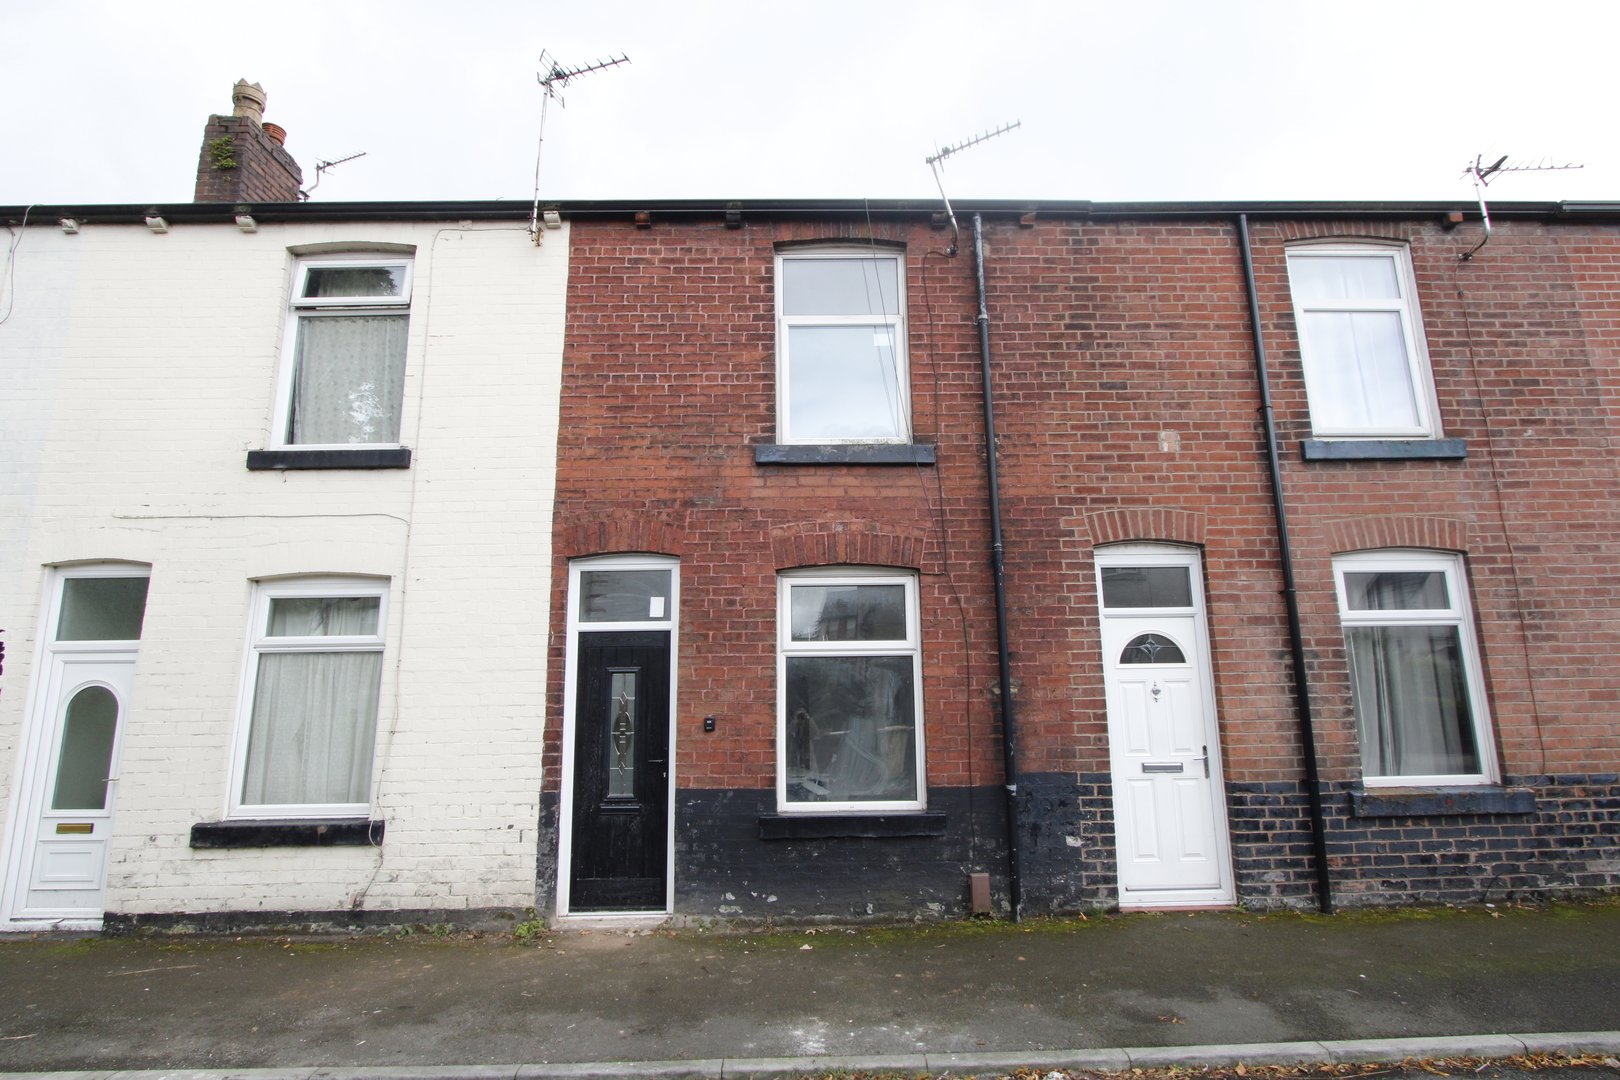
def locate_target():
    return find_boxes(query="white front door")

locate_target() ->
[2,568,148,928]
[19,655,133,917]
[1096,548,1233,908]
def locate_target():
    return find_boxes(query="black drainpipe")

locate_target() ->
[1236,214,1335,914]
[972,213,1024,921]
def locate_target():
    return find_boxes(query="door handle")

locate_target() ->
[1201,744,1210,778]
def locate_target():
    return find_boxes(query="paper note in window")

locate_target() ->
[649,596,665,619]
[873,332,893,348]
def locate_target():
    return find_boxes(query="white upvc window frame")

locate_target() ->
[271,255,415,450]
[776,567,926,813]
[1332,550,1498,788]
[775,248,910,445]
[1285,243,1439,439]
[227,577,390,820]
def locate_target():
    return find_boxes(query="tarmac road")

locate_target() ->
[0,901,1615,1075]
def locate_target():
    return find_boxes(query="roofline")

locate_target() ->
[7,197,1620,228]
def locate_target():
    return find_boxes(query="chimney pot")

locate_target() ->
[231,80,267,124]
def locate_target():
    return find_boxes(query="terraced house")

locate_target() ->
[2,85,1616,931]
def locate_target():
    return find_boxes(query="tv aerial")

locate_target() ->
[299,151,368,200]
[926,120,1021,256]
[1459,153,1583,260]
[529,50,631,242]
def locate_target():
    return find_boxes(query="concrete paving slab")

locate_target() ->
[311,1069,519,1080]
[719,1054,928,1079]
[927,1047,1135,1072]
[518,1062,722,1080]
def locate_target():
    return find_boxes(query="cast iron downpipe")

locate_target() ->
[972,213,1025,921]
[1237,214,1335,914]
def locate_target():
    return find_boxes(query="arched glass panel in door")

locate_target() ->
[51,685,119,810]
[1119,633,1186,665]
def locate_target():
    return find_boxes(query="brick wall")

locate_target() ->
[193,115,303,203]
[0,220,565,921]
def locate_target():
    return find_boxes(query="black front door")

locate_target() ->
[570,631,670,911]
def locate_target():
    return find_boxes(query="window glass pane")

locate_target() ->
[784,655,916,803]
[57,577,149,641]
[1100,566,1193,608]
[791,584,906,641]
[580,570,672,622]
[288,314,408,444]
[1347,624,1480,778]
[1289,255,1400,301]
[303,265,406,299]
[267,596,380,637]
[783,258,900,316]
[51,685,118,810]
[786,325,903,440]
[241,650,382,805]
[1119,633,1187,665]
[1299,311,1418,430]
[1344,571,1449,611]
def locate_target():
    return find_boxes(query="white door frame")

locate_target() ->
[555,555,679,921]
[1095,545,1234,909]
[1,564,148,931]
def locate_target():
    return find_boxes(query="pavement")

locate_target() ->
[0,901,1617,1079]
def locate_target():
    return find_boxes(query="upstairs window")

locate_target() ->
[1286,245,1436,438]
[274,257,413,447]
[1333,551,1496,786]
[776,250,908,444]
[778,569,925,811]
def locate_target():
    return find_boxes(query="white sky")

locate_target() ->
[2,0,1615,208]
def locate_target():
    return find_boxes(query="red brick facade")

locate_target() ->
[548,205,1620,917]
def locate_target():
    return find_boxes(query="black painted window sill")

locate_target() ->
[1301,438,1467,462]
[190,819,384,848]
[247,447,412,470]
[758,812,947,839]
[754,443,936,466]
[1349,786,1535,818]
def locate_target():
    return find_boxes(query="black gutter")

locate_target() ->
[8,198,1618,230]
[1236,214,1335,914]
[972,213,1024,922]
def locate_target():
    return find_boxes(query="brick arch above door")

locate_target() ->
[557,510,688,559]
[1084,507,1207,549]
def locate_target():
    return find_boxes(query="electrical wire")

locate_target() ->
[0,205,36,327]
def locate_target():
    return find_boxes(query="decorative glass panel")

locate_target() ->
[51,685,118,810]
[786,325,904,440]
[57,577,149,641]
[790,584,906,642]
[1119,633,1187,665]
[1344,570,1449,611]
[302,265,406,299]
[1347,624,1479,777]
[288,314,409,444]
[607,670,637,798]
[267,596,380,637]
[580,570,672,623]
[1100,567,1193,609]
[782,258,900,316]
[784,655,916,803]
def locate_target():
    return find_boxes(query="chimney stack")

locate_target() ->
[193,80,304,203]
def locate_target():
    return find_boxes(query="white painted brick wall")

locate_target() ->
[0,220,568,917]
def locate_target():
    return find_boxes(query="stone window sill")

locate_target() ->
[1301,439,1467,462]
[190,819,384,848]
[1349,786,1535,818]
[247,447,412,470]
[757,812,947,839]
[754,443,936,466]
